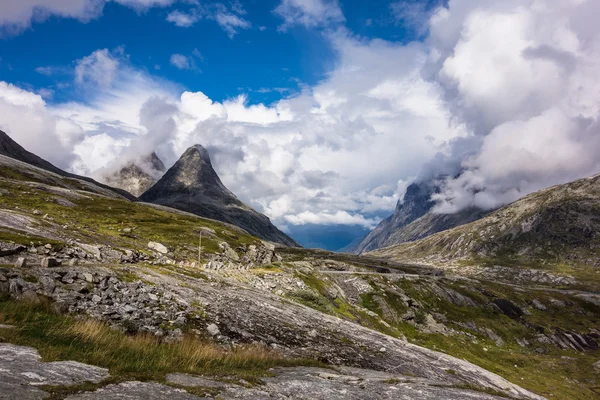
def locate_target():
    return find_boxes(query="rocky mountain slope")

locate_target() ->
[0,130,135,201]
[102,152,166,197]
[371,174,600,288]
[354,181,488,254]
[140,144,298,247]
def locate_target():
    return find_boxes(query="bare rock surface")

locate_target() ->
[167,373,233,388]
[0,343,109,400]
[218,366,508,400]
[65,381,205,400]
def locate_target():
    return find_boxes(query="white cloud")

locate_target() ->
[214,10,251,38]
[167,10,199,27]
[170,54,192,70]
[284,211,380,229]
[4,0,599,232]
[0,81,82,169]
[0,0,174,36]
[425,0,600,213]
[169,50,202,71]
[166,3,251,38]
[75,49,120,88]
[274,0,345,30]
[0,33,465,228]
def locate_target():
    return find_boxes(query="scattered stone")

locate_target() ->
[14,257,27,268]
[41,257,61,268]
[0,244,26,257]
[79,244,103,260]
[148,241,169,254]
[206,323,220,336]
[122,228,132,234]
[219,242,239,261]
[83,273,94,283]
[531,299,547,311]
[549,298,567,308]
[593,360,600,372]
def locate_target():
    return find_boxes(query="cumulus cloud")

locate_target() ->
[3,0,599,233]
[0,82,82,169]
[274,0,345,31]
[0,29,465,228]
[424,0,600,213]
[0,0,173,36]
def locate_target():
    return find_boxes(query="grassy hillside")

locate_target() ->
[371,174,600,289]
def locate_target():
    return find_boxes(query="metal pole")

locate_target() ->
[198,231,202,266]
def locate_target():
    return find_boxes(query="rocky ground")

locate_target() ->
[0,160,599,399]
[0,343,516,400]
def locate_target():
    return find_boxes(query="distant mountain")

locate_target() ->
[0,130,135,200]
[371,173,600,268]
[353,180,488,254]
[353,182,436,254]
[103,153,166,197]
[140,144,299,247]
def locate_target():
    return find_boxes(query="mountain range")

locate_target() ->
[0,130,297,247]
[371,173,600,274]
[0,129,598,399]
[353,180,489,254]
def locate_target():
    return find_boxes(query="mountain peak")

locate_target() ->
[183,144,211,164]
[140,145,299,247]
[102,152,166,198]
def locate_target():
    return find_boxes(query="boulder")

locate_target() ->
[41,257,61,268]
[0,245,26,257]
[14,257,27,268]
[148,241,169,254]
[219,242,239,261]
[206,323,221,336]
[79,244,102,260]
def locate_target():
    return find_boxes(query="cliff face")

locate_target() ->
[354,182,436,254]
[354,181,489,254]
[140,145,299,247]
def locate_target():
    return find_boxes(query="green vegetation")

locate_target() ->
[370,277,600,400]
[0,178,261,261]
[0,299,320,390]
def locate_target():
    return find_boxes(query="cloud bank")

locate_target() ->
[1,0,600,233]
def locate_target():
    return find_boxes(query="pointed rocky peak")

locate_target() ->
[140,144,299,247]
[144,152,166,173]
[103,152,166,198]
[182,144,211,165]
[153,144,229,194]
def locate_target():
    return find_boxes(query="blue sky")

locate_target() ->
[1,0,598,251]
[0,0,434,106]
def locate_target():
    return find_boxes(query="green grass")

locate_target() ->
[364,277,600,400]
[0,178,262,262]
[0,299,320,386]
